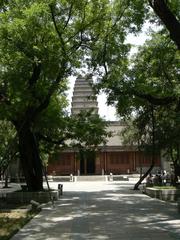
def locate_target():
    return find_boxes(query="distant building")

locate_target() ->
[47,76,161,175]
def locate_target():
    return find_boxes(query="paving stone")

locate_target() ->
[10,181,180,240]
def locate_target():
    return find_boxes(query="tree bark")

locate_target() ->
[149,0,180,50]
[17,123,43,191]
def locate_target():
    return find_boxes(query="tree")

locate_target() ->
[34,93,69,163]
[148,106,180,180]
[112,33,179,113]
[69,110,111,151]
[88,0,180,186]
[48,110,111,174]
[0,1,68,191]
[127,36,178,186]
[67,110,110,173]
[122,100,180,187]
[89,2,179,186]
[0,0,108,191]
[89,0,180,102]
[122,105,159,189]
[1,0,179,191]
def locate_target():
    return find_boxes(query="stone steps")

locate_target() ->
[76,175,107,181]
[46,175,136,182]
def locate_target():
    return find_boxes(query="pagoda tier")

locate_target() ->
[71,76,99,115]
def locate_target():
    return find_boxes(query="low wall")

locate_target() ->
[6,190,58,204]
[108,175,129,181]
[145,187,180,201]
[46,175,73,182]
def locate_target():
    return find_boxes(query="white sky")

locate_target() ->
[66,24,151,121]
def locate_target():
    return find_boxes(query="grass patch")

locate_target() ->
[0,205,39,240]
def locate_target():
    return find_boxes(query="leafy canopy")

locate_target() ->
[69,110,111,151]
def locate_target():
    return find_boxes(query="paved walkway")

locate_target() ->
[11,181,180,240]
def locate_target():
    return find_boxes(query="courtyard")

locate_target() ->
[10,180,180,240]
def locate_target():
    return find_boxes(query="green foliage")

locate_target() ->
[89,0,180,165]
[48,110,111,164]
[131,34,179,94]
[120,31,179,162]
[164,0,180,18]
[0,0,112,168]
[0,0,110,119]
[34,93,69,162]
[0,0,179,178]
[69,110,111,151]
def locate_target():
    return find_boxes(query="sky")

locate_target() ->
[66,24,151,121]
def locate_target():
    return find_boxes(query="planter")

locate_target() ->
[145,187,180,201]
[6,190,58,204]
[177,198,180,213]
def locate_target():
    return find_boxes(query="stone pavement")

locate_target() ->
[11,181,180,240]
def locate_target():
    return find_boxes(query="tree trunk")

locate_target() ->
[4,168,9,188]
[133,163,154,190]
[17,124,43,191]
[149,0,180,50]
[134,105,156,190]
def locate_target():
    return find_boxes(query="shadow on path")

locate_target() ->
[11,182,180,240]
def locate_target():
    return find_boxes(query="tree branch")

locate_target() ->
[149,0,180,49]
[37,133,65,145]
[63,3,73,30]
[114,87,177,106]
[101,1,130,76]
[134,91,177,106]
[49,4,66,55]
[37,132,74,145]
[133,90,176,105]
[31,69,65,119]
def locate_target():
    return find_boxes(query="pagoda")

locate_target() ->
[71,76,98,115]
[47,76,162,176]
